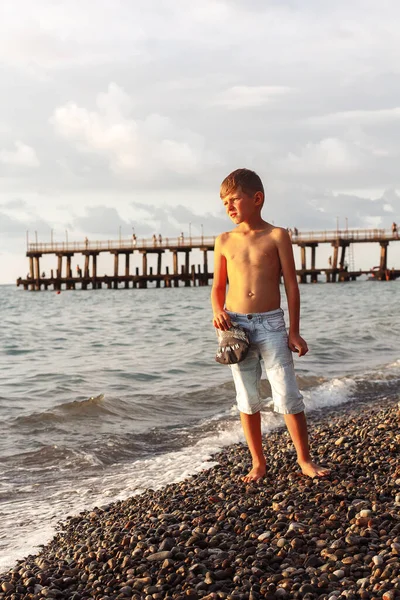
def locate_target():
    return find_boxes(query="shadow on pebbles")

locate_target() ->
[1,397,400,600]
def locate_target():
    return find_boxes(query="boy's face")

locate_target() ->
[221,186,263,223]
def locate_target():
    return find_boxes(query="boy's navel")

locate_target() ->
[248,291,255,297]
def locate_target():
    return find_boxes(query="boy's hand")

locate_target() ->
[213,310,232,331]
[288,332,308,357]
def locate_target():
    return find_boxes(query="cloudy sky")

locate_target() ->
[1,0,400,283]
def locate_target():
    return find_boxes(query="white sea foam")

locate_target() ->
[386,358,400,368]
[302,377,357,411]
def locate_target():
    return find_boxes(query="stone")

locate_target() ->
[335,437,346,446]
[159,538,174,551]
[41,588,58,598]
[146,551,172,561]
[144,586,159,594]
[299,583,316,594]
[287,522,306,532]
[332,570,345,579]
[304,555,321,568]
[119,586,132,596]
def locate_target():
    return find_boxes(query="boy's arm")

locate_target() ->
[211,234,231,330]
[275,228,308,356]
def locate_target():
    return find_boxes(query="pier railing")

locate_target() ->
[293,228,396,242]
[27,236,217,254]
[27,228,398,254]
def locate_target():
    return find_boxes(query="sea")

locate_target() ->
[1,281,399,572]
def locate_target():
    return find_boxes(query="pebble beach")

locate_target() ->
[1,396,399,600]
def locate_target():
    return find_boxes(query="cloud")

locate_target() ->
[50,83,206,178]
[291,188,400,230]
[0,210,49,236]
[1,198,28,210]
[72,206,137,236]
[0,141,39,167]
[307,107,400,127]
[214,85,293,109]
[69,202,228,238]
[277,138,360,176]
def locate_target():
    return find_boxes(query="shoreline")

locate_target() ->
[1,397,399,600]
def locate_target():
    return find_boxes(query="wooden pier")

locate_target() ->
[16,228,400,291]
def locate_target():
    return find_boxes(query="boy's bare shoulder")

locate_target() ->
[215,230,235,246]
[269,225,291,244]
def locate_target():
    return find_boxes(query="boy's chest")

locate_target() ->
[225,238,279,267]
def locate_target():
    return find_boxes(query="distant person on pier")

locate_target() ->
[293,227,299,237]
[212,168,329,482]
[152,234,157,246]
[84,237,88,249]
[158,234,162,245]
[132,233,137,246]
[392,222,398,237]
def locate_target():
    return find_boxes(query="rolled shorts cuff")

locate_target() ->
[236,397,263,415]
[273,395,305,415]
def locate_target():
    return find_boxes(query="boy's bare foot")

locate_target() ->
[242,463,266,482]
[299,460,330,478]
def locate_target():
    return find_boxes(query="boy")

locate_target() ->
[211,168,329,482]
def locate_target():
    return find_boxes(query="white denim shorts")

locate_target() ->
[226,308,305,415]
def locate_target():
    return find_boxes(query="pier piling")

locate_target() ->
[339,243,349,270]
[331,243,339,282]
[380,241,388,274]
[310,244,318,283]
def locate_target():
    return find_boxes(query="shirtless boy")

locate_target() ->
[211,168,329,482]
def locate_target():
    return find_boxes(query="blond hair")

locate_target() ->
[220,168,264,200]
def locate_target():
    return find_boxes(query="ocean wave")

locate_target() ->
[9,394,120,426]
[7,359,400,434]
[0,444,103,470]
[3,363,398,477]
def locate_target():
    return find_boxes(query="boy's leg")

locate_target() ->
[259,321,330,478]
[240,411,266,482]
[230,345,266,482]
[284,411,330,477]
